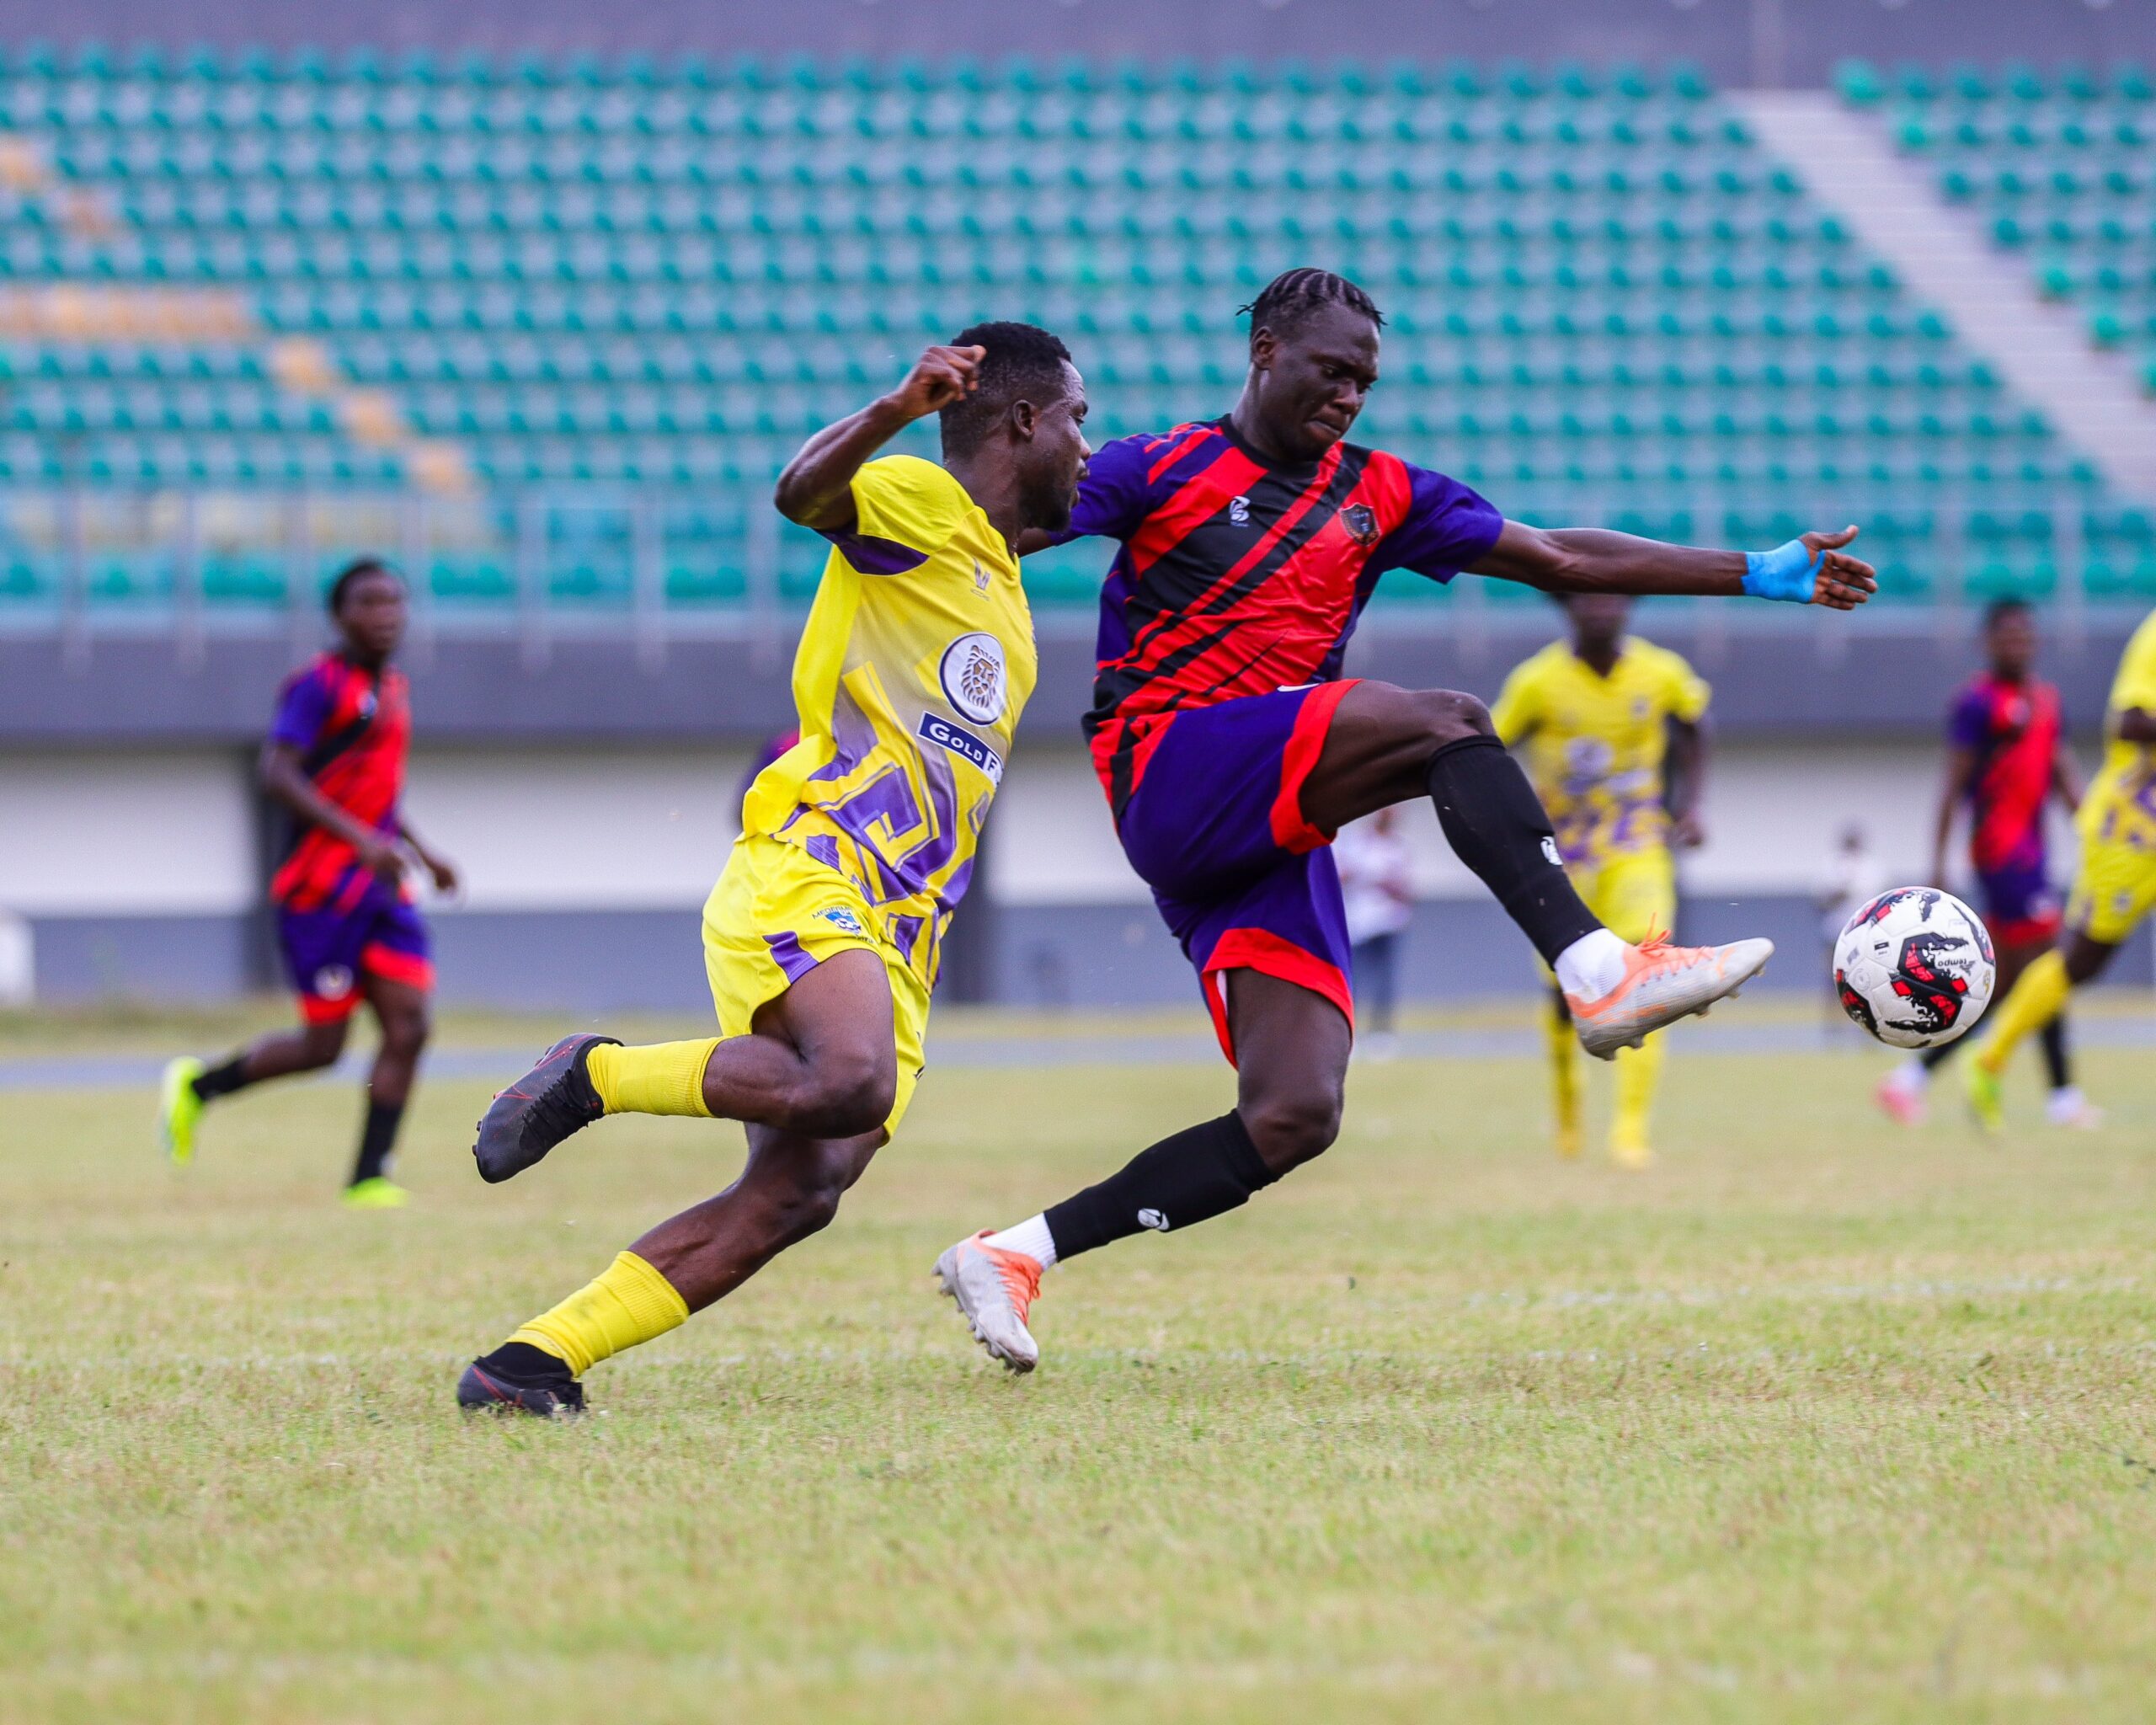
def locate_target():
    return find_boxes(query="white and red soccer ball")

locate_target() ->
[1833,888,1997,1050]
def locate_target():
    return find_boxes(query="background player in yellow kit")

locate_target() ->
[1967,604,2156,1127]
[1492,593,1710,1168]
[451,326,1091,1415]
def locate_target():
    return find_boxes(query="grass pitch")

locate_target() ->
[3,1007,2155,1722]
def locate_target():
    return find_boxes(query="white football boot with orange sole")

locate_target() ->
[935,1231,1045,1373]
[1566,935,1774,1061]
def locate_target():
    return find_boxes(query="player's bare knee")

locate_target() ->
[1241,1087,1342,1172]
[793,1048,896,1140]
[298,1020,350,1070]
[768,1165,851,1243]
[381,1007,430,1059]
[1417,688,1493,749]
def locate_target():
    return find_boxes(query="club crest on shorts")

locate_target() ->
[815,905,865,935]
[1341,503,1380,547]
[313,964,355,1000]
[939,632,1007,725]
[1137,1207,1169,1231]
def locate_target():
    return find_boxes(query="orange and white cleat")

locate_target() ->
[1565,935,1774,1061]
[935,1231,1045,1374]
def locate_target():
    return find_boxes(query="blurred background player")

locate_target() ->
[157,560,456,1207]
[454,328,1091,1416]
[1333,808,1414,1055]
[1967,602,2156,1128]
[1492,592,1710,1168]
[1876,599,2090,1126]
[1817,822,1889,1040]
[937,270,1874,1373]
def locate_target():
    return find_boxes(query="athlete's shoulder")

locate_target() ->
[1503,638,1573,690]
[838,455,977,566]
[2111,605,2156,702]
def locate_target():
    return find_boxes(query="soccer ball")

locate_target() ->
[1832,888,1998,1049]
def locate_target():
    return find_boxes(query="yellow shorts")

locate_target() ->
[1572,846,1678,947]
[2065,836,2156,948]
[702,833,931,1135]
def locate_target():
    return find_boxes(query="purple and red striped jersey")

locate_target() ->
[1947,671,2060,874]
[266,652,411,911]
[1052,419,1503,814]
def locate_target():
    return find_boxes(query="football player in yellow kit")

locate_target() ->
[1967,604,2156,1127]
[1492,593,1711,1168]
[455,326,1091,1414]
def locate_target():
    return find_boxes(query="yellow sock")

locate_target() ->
[1546,994,1582,1156]
[1613,1031,1664,1146]
[1975,950,2071,1077]
[510,1250,690,1377]
[586,1039,719,1118]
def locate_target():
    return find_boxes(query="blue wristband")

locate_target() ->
[1742,538,1820,602]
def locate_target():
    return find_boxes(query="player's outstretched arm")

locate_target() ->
[1930,745,1977,886]
[773,344,983,536]
[259,742,403,880]
[1470,522,1876,610]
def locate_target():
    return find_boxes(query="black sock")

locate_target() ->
[1920,1039,1959,1071]
[2040,1014,2072,1092]
[473,1340,572,1382]
[350,1100,404,1187]
[1043,1112,1279,1263]
[1425,733,1604,965]
[190,1055,254,1101]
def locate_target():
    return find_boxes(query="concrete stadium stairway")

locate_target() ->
[1737,89,2156,503]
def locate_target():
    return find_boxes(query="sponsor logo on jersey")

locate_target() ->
[815,905,865,935]
[1540,836,1563,868]
[917,712,1005,784]
[1341,503,1380,547]
[972,558,990,593]
[1228,494,1251,526]
[939,632,1007,724]
[312,964,355,1001]
[1136,1207,1169,1231]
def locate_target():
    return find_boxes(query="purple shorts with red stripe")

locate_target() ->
[275,888,435,1023]
[1115,681,1358,1063]
[1975,853,2062,948]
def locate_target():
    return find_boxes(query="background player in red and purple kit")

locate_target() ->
[158,559,458,1206]
[1876,597,2092,1127]
[932,269,1876,1370]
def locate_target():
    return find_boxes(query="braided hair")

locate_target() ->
[1237,269,1385,350]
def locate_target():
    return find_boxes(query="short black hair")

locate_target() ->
[938,321,1075,458]
[326,557,402,614]
[1983,595,2034,630]
[1238,269,1385,349]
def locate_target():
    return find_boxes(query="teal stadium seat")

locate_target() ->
[0,50,2120,617]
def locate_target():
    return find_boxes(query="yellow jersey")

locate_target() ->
[2079,605,2156,855]
[742,455,1037,984]
[1491,635,1710,867]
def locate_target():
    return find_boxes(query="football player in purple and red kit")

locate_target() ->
[158,559,458,1205]
[933,269,1877,1370]
[1876,597,2095,1127]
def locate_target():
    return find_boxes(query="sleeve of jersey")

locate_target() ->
[1370,461,1507,583]
[1489,660,1539,745]
[1043,433,1160,547]
[268,667,331,750]
[1945,685,1990,750]
[2111,613,2156,714]
[1662,650,1711,724]
[822,455,960,574]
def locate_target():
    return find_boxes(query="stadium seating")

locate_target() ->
[0,47,2127,622]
